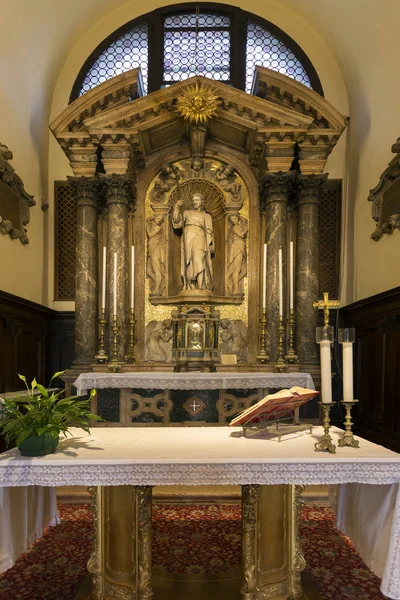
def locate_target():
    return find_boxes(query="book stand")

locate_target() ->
[242,413,313,442]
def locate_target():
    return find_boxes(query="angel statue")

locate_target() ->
[227,213,248,295]
[146,214,166,296]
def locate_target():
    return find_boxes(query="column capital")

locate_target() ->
[260,171,296,211]
[102,173,134,206]
[297,173,328,205]
[67,175,100,208]
[101,140,131,175]
[61,140,98,177]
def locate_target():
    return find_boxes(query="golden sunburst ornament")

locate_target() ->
[176,82,221,124]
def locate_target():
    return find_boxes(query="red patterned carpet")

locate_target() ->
[0,503,386,600]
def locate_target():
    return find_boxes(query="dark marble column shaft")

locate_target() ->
[104,174,132,362]
[295,174,328,363]
[68,176,99,365]
[263,172,294,361]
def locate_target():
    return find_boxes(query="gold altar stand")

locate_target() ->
[78,484,322,600]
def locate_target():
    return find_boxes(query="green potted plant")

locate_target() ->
[0,371,100,456]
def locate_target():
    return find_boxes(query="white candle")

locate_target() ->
[101,246,106,310]
[262,243,267,310]
[131,246,135,310]
[289,241,294,311]
[113,252,117,316]
[342,342,354,402]
[278,248,283,317]
[319,340,332,403]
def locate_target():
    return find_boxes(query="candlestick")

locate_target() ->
[126,309,136,363]
[101,246,106,310]
[95,309,108,363]
[289,241,294,311]
[257,308,270,363]
[278,248,283,317]
[275,315,287,372]
[338,400,359,448]
[113,252,117,317]
[262,243,267,310]
[285,308,298,363]
[108,314,120,372]
[131,246,135,310]
[314,402,336,454]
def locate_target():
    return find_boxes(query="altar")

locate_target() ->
[1,426,400,600]
[74,371,316,426]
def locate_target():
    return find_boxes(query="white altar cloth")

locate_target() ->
[1,426,400,598]
[0,486,59,574]
[73,371,315,395]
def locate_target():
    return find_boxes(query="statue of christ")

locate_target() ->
[172,193,214,291]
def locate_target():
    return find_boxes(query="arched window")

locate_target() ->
[70,5,322,102]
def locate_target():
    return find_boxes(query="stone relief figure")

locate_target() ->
[172,192,214,291]
[151,166,178,203]
[145,319,173,362]
[227,213,248,295]
[220,318,247,362]
[146,214,166,296]
[215,165,243,202]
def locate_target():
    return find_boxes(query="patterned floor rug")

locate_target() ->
[0,503,386,600]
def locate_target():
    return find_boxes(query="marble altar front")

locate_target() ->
[73,371,315,426]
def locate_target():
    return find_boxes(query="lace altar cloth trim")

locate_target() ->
[74,372,315,395]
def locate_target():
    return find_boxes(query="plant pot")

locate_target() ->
[18,433,59,457]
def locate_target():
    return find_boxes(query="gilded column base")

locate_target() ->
[87,485,153,600]
[241,484,306,600]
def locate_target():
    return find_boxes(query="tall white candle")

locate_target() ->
[342,342,354,402]
[131,246,135,310]
[101,246,107,310]
[278,248,283,317]
[113,252,117,316]
[262,243,267,310]
[289,241,294,311]
[319,340,332,403]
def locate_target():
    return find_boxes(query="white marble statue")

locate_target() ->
[172,192,214,291]
[146,214,166,296]
[227,213,248,295]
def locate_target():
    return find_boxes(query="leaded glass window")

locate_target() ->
[70,6,322,102]
[245,21,311,93]
[79,22,149,95]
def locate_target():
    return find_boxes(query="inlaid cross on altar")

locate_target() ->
[189,399,201,413]
[313,292,340,326]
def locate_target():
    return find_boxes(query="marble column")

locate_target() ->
[103,174,132,362]
[296,174,328,364]
[68,176,99,365]
[262,172,294,362]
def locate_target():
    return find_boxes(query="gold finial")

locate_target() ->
[313,292,340,326]
[175,82,221,124]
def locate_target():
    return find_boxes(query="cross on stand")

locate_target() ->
[313,292,340,325]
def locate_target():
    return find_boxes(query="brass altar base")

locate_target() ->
[338,400,360,448]
[314,402,336,454]
[257,309,270,364]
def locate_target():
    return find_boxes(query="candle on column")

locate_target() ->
[101,246,106,310]
[262,243,267,310]
[278,248,283,317]
[289,241,294,311]
[319,340,332,403]
[342,342,354,402]
[131,246,135,310]
[113,252,117,316]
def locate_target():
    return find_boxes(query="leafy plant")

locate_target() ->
[0,371,101,448]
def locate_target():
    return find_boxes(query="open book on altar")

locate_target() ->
[229,386,319,426]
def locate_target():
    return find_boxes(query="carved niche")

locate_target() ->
[368,137,400,241]
[145,159,248,305]
[0,142,36,244]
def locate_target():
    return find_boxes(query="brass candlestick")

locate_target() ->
[95,309,108,363]
[315,402,336,454]
[126,309,136,364]
[338,400,359,448]
[285,308,298,363]
[108,314,120,372]
[257,308,270,363]
[275,315,287,372]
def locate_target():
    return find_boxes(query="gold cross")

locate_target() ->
[313,292,340,326]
